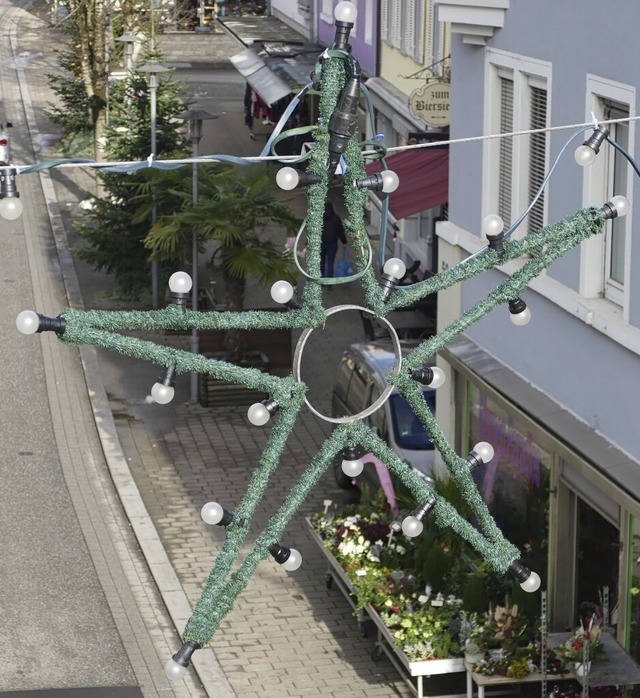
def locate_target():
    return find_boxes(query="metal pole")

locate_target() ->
[150,73,159,307]
[190,135,199,401]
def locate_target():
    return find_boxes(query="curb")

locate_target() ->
[11,6,236,698]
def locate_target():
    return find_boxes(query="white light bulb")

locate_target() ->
[334,0,357,23]
[270,280,294,305]
[0,196,23,220]
[164,658,187,681]
[247,402,270,426]
[428,366,445,389]
[151,382,175,404]
[201,501,224,525]
[282,548,302,572]
[341,457,364,478]
[16,310,40,335]
[481,214,504,237]
[473,441,494,464]
[510,306,532,326]
[574,144,596,167]
[168,271,192,294]
[380,170,400,193]
[520,570,541,593]
[275,167,300,191]
[611,195,630,217]
[383,257,406,280]
[401,515,424,538]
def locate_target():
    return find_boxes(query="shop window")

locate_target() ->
[627,517,640,694]
[466,384,551,582]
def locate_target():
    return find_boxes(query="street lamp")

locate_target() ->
[115,32,138,71]
[177,106,218,401]
[138,59,170,308]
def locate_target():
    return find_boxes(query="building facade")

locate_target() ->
[434,0,640,666]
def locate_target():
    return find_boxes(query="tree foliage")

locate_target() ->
[145,164,301,356]
[74,65,189,300]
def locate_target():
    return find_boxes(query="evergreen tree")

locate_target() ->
[75,59,189,301]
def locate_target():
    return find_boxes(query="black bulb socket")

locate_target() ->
[410,367,435,385]
[170,291,189,309]
[269,543,292,565]
[508,298,527,315]
[341,444,363,461]
[172,640,200,668]
[159,359,177,387]
[601,201,620,221]
[411,498,436,521]
[354,173,385,191]
[36,314,67,335]
[582,126,610,155]
[465,450,483,470]
[508,559,531,584]
[262,398,280,416]
[333,20,353,52]
[486,231,505,258]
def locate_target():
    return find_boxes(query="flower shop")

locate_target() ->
[309,476,640,698]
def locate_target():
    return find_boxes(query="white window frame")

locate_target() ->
[364,0,374,45]
[579,75,635,318]
[483,50,552,240]
[320,0,333,24]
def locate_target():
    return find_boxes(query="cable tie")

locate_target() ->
[147,154,154,167]
[591,111,599,130]
[372,133,385,142]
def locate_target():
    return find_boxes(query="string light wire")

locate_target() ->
[5,114,640,176]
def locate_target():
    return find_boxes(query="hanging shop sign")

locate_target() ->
[409,81,451,128]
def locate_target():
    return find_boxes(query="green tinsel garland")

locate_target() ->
[38,46,607,651]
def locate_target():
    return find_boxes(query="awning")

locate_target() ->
[223,15,323,107]
[365,148,449,220]
[229,48,292,106]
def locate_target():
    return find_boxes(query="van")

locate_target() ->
[331,340,436,492]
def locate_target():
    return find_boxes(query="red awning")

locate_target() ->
[365,148,449,220]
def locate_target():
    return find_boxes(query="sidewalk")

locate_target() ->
[14,5,416,698]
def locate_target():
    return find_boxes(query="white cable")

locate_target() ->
[7,114,640,175]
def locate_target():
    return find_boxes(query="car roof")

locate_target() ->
[347,339,429,382]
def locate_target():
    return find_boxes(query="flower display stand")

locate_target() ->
[307,520,466,698]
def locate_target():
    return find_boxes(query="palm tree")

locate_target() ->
[145,163,301,359]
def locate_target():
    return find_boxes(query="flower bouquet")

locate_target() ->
[552,617,606,675]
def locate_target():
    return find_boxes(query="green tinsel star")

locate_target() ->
[26,49,605,656]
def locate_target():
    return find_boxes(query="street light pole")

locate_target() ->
[116,32,138,71]
[177,106,218,401]
[139,59,169,307]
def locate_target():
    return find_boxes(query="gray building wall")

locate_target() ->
[446,1,640,462]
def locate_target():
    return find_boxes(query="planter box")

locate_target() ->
[307,520,466,698]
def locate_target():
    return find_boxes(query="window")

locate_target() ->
[380,0,425,63]
[603,103,629,304]
[579,76,635,312]
[484,51,551,237]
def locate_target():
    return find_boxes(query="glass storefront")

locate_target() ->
[466,384,551,583]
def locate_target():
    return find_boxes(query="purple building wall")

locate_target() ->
[316,0,378,78]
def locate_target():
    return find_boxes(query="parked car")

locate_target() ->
[331,340,437,494]
[0,123,12,166]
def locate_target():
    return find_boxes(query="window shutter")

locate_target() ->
[527,85,548,234]
[380,0,389,42]
[405,0,416,57]
[391,1,403,49]
[498,76,514,227]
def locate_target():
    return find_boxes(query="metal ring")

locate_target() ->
[292,304,402,424]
